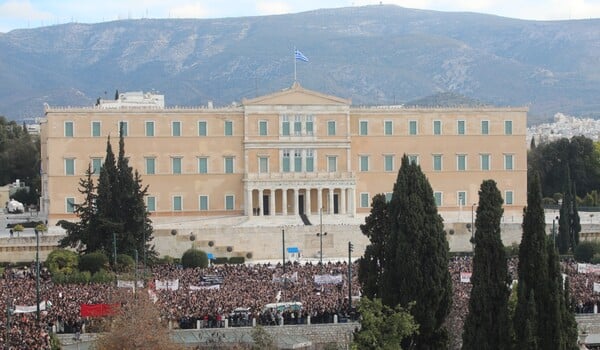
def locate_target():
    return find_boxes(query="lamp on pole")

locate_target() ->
[348,241,353,311]
[316,208,327,267]
[282,229,285,275]
[34,228,40,322]
[471,203,476,250]
[5,296,14,349]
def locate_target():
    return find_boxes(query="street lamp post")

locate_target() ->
[5,296,14,349]
[35,228,40,322]
[348,242,353,311]
[316,208,327,268]
[282,229,285,275]
[471,203,476,249]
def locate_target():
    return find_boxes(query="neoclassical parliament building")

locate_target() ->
[40,83,527,226]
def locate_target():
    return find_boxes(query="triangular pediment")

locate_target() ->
[243,82,350,106]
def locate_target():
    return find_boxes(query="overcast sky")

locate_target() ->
[1,0,599,33]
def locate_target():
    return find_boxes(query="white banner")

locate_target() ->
[460,272,472,283]
[189,284,220,291]
[594,282,600,293]
[578,263,600,274]
[117,280,144,289]
[14,301,51,314]
[272,271,298,283]
[155,279,179,291]
[314,274,343,285]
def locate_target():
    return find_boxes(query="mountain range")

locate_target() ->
[0,4,598,125]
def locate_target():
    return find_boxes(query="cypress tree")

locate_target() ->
[562,278,579,350]
[462,180,511,350]
[570,182,581,250]
[382,155,452,349]
[545,240,565,349]
[514,172,548,349]
[358,193,389,299]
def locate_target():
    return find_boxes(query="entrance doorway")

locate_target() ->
[263,195,270,216]
[333,194,339,214]
[298,195,305,216]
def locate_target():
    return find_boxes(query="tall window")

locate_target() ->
[199,195,209,211]
[225,195,235,210]
[409,120,418,135]
[480,154,490,171]
[481,120,489,135]
[91,121,101,137]
[408,155,419,165]
[360,155,369,172]
[457,120,465,135]
[359,121,368,135]
[504,120,513,135]
[172,121,181,136]
[327,121,336,136]
[66,198,75,213]
[504,154,514,170]
[360,193,370,208]
[224,157,234,174]
[457,191,467,206]
[145,121,155,137]
[327,156,337,172]
[384,120,393,135]
[64,121,74,137]
[172,157,182,174]
[305,149,314,172]
[198,157,208,174]
[434,192,443,207]
[281,115,290,136]
[119,121,128,137]
[259,156,269,173]
[294,149,302,172]
[173,196,182,211]
[505,191,514,205]
[384,155,394,172]
[282,150,290,172]
[65,158,75,175]
[146,196,156,212]
[145,157,155,175]
[91,158,102,175]
[259,121,268,136]
[294,116,302,135]
[433,154,442,171]
[433,120,442,135]
[225,120,233,136]
[306,116,314,136]
[457,154,467,171]
[198,121,207,136]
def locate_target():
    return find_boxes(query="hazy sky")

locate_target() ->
[1,0,599,32]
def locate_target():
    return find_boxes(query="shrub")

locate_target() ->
[181,249,208,268]
[79,251,109,274]
[504,242,520,257]
[591,254,600,265]
[52,270,92,284]
[213,257,228,265]
[228,256,245,264]
[157,255,174,265]
[46,249,79,275]
[574,241,600,263]
[91,269,115,284]
[116,254,135,272]
[12,224,24,233]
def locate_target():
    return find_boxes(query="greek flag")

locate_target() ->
[294,49,309,62]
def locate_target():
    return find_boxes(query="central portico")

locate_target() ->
[242,82,356,217]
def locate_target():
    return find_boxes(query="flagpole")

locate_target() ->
[293,47,297,82]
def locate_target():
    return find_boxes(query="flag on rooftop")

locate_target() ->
[295,49,309,62]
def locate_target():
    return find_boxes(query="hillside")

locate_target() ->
[0,5,598,124]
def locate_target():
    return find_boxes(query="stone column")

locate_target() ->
[328,188,334,214]
[293,188,299,215]
[282,189,288,216]
[317,188,323,213]
[270,189,276,216]
[350,187,356,216]
[258,189,264,216]
[305,188,312,216]
[340,188,346,214]
[246,188,253,216]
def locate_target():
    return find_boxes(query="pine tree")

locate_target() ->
[382,155,452,349]
[358,193,389,299]
[514,172,548,349]
[462,180,511,350]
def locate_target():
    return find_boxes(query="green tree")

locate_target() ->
[382,155,452,349]
[79,251,109,274]
[558,169,582,254]
[562,278,579,350]
[353,298,418,350]
[181,249,209,268]
[45,249,79,275]
[358,193,389,299]
[462,180,511,350]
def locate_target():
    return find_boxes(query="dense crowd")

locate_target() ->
[2,255,600,349]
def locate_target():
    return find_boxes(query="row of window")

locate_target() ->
[63,152,515,176]
[64,195,236,213]
[359,190,515,208]
[63,119,514,138]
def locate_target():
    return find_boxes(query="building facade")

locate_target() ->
[40,83,527,225]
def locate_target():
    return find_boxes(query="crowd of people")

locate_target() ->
[2,255,600,349]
